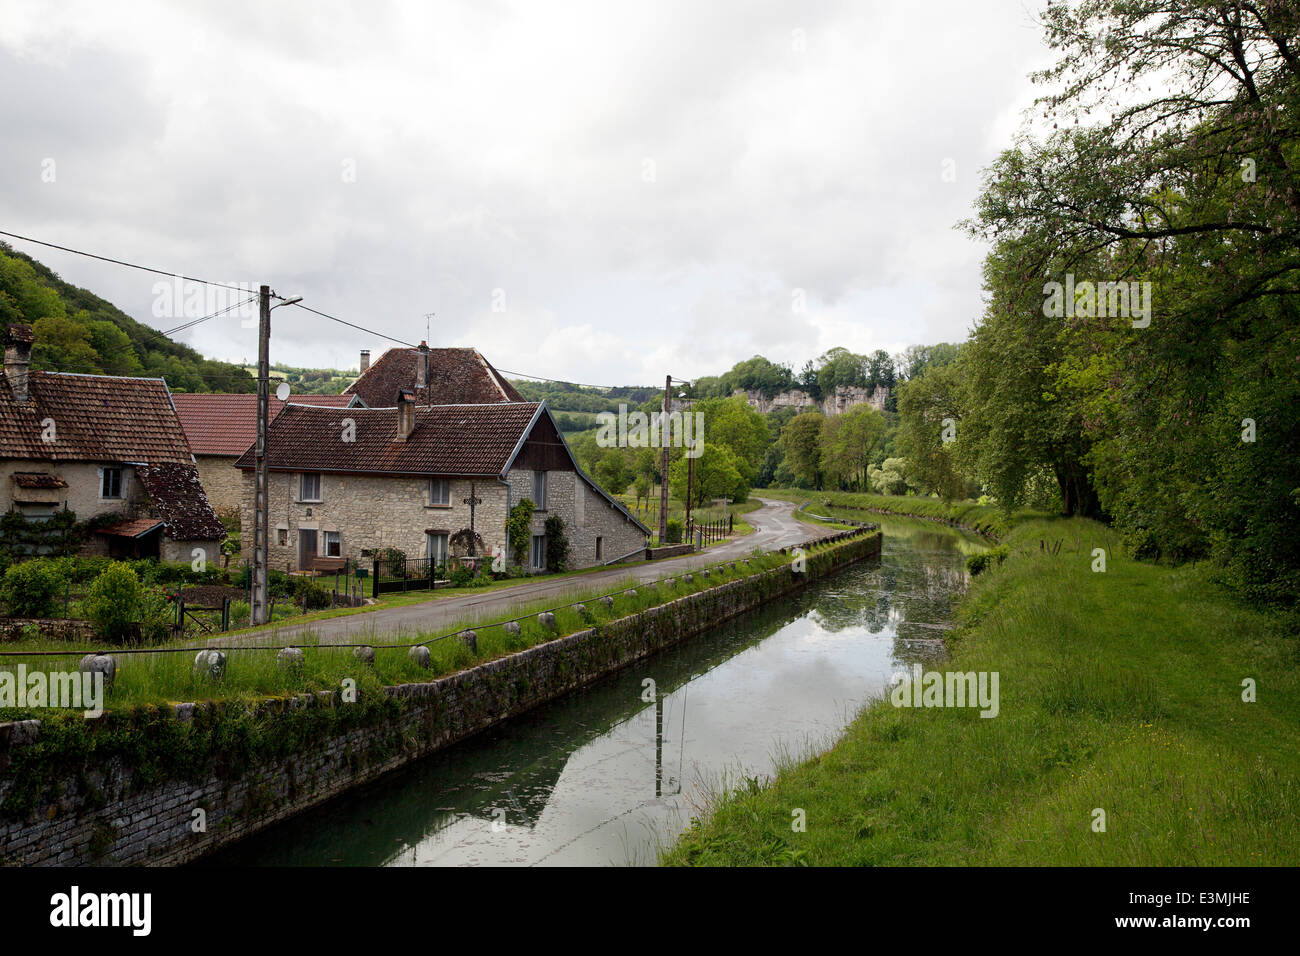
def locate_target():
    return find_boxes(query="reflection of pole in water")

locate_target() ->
[655,694,663,798]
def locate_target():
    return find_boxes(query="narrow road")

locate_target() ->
[219,496,829,647]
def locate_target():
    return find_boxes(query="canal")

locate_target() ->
[207,515,987,866]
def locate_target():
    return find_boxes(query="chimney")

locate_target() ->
[4,324,34,404]
[359,349,370,374]
[416,341,429,389]
[396,388,415,441]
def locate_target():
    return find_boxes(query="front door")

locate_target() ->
[298,529,318,570]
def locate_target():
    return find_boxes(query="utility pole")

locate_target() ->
[252,284,271,625]
[658,374,670,544]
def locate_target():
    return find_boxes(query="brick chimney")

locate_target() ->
[396,388,415,441]
[415,341,429,389]
[359,349,370,374]
[4,324,34,404]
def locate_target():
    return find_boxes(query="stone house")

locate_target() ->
[172,392,358,513]
[0,323,225,563]
[233,393,648,572]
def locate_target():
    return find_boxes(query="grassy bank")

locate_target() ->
[0,534,867,713]
[663,512,1300,866]
[758,488,1026,539]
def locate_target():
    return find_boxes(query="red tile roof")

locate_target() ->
[135,462,227,540]
[0,371,194,463]
[345,347,523,408]
[172,393,354,456]
[97,518,165,539]
[233,402,543,477]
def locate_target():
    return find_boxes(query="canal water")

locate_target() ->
[207,516,987,867]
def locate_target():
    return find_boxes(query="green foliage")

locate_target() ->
[669,444,749,510]
[544,514,570,572]
[2,558,66,618]
[506,499,535,566]
[664,518,683,545]
[966,545,1010,576]
[779,412,826,489]
[0,243,255,392]
[896,364,969,503]
[293,578,331,610]
[84,562,143,643]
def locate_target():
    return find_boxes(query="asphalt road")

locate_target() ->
[219,496,830,647]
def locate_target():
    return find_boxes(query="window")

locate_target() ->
[428,478,450,506]
[101,467,122,499]
[277,528,288,546]
[325,531,341,557]
[300,472,322,502]
[533,471,547,510]
[427,532,448,563]
[595,536,603,561]
[530,534,545,569]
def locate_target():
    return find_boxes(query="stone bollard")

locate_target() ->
[353,645,375,665]
[79,653,116,693]
[573,603,590,620]
[662,578,674,587]
[683,574,693,584]
[277,647,304,670]
[503,620,522,638]
[409,645,431,669]
[192,649,226,681]
[625,589,637,600]
[459,629,478,653]
[701,569,710,578]
[537,612,557,632]
[599,596,614,610]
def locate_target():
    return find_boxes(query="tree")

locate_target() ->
[696,396,768,482]
[779,412,826,489]
[669,444,748,510]
[823,405,886,491]
[896,363,970,503]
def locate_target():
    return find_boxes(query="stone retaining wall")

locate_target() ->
[0,528,881,866]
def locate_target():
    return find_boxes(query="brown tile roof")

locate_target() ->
[172,392,354,456]
[135,462,226,540]
[345,346,523,408]
[97,517,165,539]
[233,402,543,477]
[0,371,194,464]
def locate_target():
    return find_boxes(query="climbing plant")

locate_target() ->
[506,499,535,566]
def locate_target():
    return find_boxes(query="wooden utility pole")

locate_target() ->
[658,374,670,544]
[252,284,271,625]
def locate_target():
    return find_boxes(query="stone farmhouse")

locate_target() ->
[172,392,358,513]
[0,323,225,563]
[232,392,648,572]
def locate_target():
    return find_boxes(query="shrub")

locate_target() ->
[84,562,143,642]
[507,499,535,565]
[966,545,1010,576]
[665,518,683,545]
[378,547,407,579]
[293,578,330,610]
[544,515,569,572]
[139,588,176,644]
[450,564,475,587]
[2,558,66,618]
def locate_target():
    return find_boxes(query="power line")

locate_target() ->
[497,368,658,392]
[0,229,254,293]
[286,302,417,348]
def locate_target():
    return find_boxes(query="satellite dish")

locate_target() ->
[275,382,291,402]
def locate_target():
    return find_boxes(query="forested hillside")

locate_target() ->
[0,243,256,392]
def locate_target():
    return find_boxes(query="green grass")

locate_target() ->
[0,537,862,712]
[662,513,1300,866]
[757,487,1028,538]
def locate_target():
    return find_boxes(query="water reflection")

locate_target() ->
[205,516,986,867]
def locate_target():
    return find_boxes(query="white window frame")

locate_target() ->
[530,534,545,569]
[300,472,322,502]
[428,478,451,506]
[325,531,342,557]
[533,470,547,511]
[427,532,449,563]
[100,466,123,500]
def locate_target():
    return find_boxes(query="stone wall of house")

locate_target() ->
[193,455,244,517]
[239,470,509,570]
[0,528,880,866]
[160,538,217,567]
[506,467,646,568]
[0,460,146,522]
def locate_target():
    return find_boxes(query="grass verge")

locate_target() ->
[662,513,1299,866]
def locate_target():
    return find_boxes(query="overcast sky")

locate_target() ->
[1,0,1054,387]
